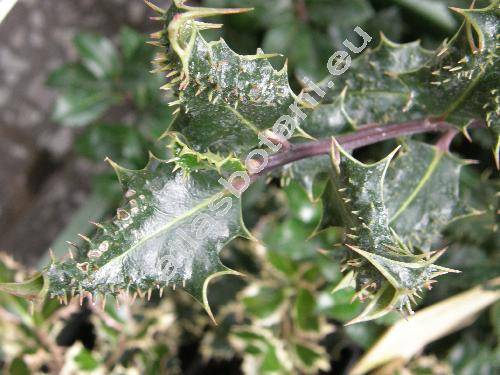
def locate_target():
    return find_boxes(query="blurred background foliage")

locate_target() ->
[0,0,498,374]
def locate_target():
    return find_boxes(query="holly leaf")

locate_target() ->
[230,327,294,374]
[328,141,458,324]
[51,90,117,128]
[43,154,249,321]
[390,0,457,33]
[292,342,330,374]
[240,283,286,322]
[384,141,477,251]
[148,0,304,156]
[303,36,434,138]
[73,33,119,79]
[401,1,500,164]
[306,1,499,163]
[295,288,320,332]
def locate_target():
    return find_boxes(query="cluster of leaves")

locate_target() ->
[0,0,499,374]
[47,27,173,168]
[1,176,497,373]
[0,253,183,374]
[203,0,492,80]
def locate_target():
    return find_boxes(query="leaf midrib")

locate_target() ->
[225,102,260,134]
[389,150,442,223]
[99,191,226,270]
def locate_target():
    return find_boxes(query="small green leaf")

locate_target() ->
[120,26,147,61]
[8,357,30,375]
[307,0,375,29]
[263,22,322,80]
[317,288,362,322]
[74,348,100,371]
[52,90,116,127]
[293,342,330,373]
[265,251,298,277]
[241,284,285,320]
[231,327,293,373]
[295,288,319,332]
[75,123,149,168]
[73,33,119,78]
[283,181,322,229]
[46,62,97,89]
[282,155,331,201]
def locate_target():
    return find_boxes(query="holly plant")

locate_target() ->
[0,0,499,374]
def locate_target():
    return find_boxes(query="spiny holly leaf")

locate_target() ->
[291,38,436,193]
[384,141,478,251]
[303,36,434,137]
[328,142,457,324]
[305,1,499,162]
[401,1,500,164]
[43,154,249,321]
[146,0,305,155]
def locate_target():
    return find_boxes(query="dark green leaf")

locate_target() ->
[46,62,97,89]
[52,90,116,127]
[150,2,305,156]
[384,141,475,250]
[44,155,249,321]
[295,288,319,332]
[401,2,500,159]
[120,26,147,61]
[303,37,434,137]
[73,33,119,78]
[317,289,362,322]
[328,143,457,323]
[75,123,149,168]
[390,0,457,33]
[241,284,285,319]
[293,342,330,373]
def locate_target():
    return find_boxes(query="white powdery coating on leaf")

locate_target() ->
[90,172,235,289]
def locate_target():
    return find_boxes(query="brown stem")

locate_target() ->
[436,128,460,152]
[253,118,483,179]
